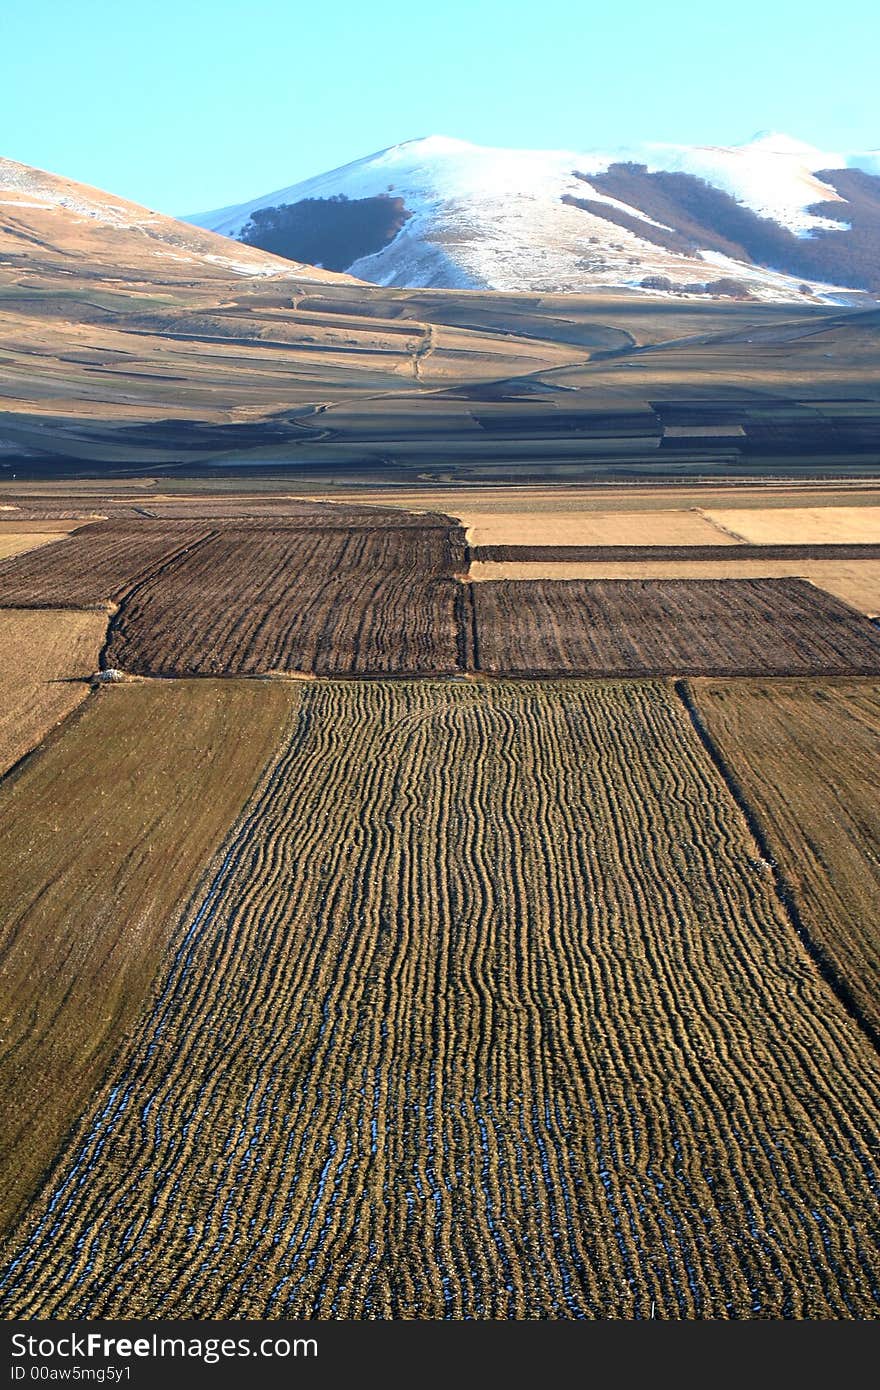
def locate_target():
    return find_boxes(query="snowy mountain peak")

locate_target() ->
[189,134,880,304]
[742,131,830,156]
[395,134,478,155]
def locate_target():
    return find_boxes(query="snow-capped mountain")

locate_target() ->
[188,133,880,303]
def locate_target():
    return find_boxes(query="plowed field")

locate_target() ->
[3,681,879,1319]
[0,680,300,1235]
[472,544,880,562]
[0,521,212,607]
[469,561,880,617]
[691,679,880,1040]
[471,578,880,675]
[105,527,468,676]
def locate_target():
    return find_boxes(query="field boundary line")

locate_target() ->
[472,543,880,562]
[674,677,880,1057]
[695,509,752,544]
[0,680,100,795]
[99,529,218,672]
[0,682,303,1247]
[467,580,480,672]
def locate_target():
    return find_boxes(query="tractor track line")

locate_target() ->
[674,676,880,1058]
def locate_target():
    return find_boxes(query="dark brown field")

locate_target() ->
[0,507,457,608]
[0,521,211,607]
[143,501,456,527]
[471,578,880,676]
[473,543,880,563]
[105,525,468,675]
[7,513,880,677]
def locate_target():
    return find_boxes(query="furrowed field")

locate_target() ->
[3,486,880,1321]
[3,680,879,1319]
[470,579,880,676]
[0,680,301,1235]
[104,525,468,676]
[0,521,213,607]
[691,679,880,1041]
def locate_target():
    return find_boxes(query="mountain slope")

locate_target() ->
[189,133,880,303]
[0,156,355,287]
[0,157,601,467]
[2,155,878,479]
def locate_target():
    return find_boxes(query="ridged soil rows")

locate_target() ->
[3,681,879,1319]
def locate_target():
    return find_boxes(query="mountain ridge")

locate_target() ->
[0,155,357,286]
[188,133,880,303]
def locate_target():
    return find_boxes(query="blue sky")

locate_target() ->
[2,0,876,214]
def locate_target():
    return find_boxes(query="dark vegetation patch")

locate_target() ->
[567,164,880,292]
[562,190,690,255]
[641,275,753,298]
[806,168,880,292]
[471,578,880,675]
[239,194,412,271]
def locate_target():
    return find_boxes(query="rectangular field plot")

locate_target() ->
[0,521,212,607]
[0,608,107,774]
[147,501,457,528]
[461,508,736,548]
[105,526,468,676]
[470,560,880,617]
[4,681,879,1319]
[0,533,67,561]
[692,679,880,1039]
[705,507,880,545]
[0,680,301,1236]
[0,520,88,533]
[471,578,880,675]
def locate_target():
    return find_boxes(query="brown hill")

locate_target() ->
[0,156,354,288]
